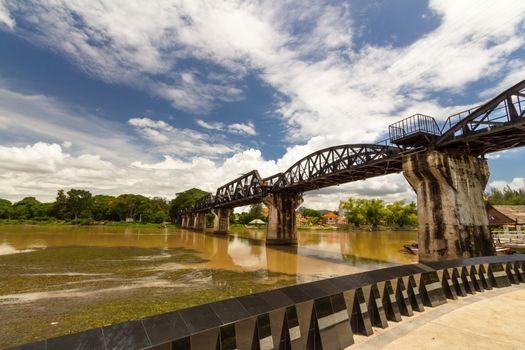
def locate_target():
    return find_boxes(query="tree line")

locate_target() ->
[341,198,417,229]
[0,189,175,224]
[486,186,525,205]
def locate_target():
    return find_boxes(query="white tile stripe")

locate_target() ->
[289,326,300,341]
[317,315,334,330]
[360,302,368,314]
[259,336,274,350]
[332,309,349,324]
[425,282,442,291]
[492,270,507,278]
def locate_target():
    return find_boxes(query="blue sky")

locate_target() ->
[0,0,524,209]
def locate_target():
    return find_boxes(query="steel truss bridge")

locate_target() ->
[179,79,525,215]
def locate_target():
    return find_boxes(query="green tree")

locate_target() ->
[51,189,68,219]
[66,189,93,219]
[247,203,265,222]
[110,194,150,221]
[91,195,116,221]
[383,200,417,227]
[143,197,169,223]
[238,212,251,224]
[362,199,385,228]
[343,198,366,227]
[0,199,12,219]
[12,197,46,220]
[302,208,321,220]
[487,186,525,205]
[169,188,209,222]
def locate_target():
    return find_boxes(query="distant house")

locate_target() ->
[323,211,338,225]
[487,205,525,232]
[295,212,309,226]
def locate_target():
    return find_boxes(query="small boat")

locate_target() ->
[403,243,419,255]
[495,246,511,255]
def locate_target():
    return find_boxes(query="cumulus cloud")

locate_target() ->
[2,0,524,142]
[0,1,524,206]
[489,178,525,192]
[0,143,66,173]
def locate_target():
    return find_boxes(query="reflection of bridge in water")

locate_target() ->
[180,80,525,261]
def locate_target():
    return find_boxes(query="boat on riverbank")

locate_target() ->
[403,243,419,255]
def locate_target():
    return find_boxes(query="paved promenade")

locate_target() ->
[352,284,525,349]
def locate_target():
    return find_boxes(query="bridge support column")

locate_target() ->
[193,212,207,231]
[181,215,188,228]
[212,208,231,235]
[263,192,303,245]
[403,151,495,262]
[186,213,195,229]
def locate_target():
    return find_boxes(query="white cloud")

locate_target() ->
[0,86,144,164]
[0,142,66,173]
[228,122,257,136]
[1,0,524,207]
[128,118,173,131]
[196,119,225,130]
[3,0,525,142]
[128,117,240,158]
[302,174,415,210]
[197,119,257,136]
[489,178,525,192]
[0,0,14,29]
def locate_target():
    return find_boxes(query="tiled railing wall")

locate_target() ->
[9,255,525,350]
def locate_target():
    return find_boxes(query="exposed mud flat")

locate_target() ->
[0,224,416,348]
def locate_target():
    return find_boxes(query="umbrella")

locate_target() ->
[249,219,266,225]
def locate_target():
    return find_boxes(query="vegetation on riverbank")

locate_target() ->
[487,186,525,205]
[0,188,212,225]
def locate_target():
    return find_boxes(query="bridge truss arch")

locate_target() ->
[272,143,403,193]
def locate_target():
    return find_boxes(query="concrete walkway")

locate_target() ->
[352,284,525,349]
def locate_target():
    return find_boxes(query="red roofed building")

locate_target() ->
[323,212,338,225]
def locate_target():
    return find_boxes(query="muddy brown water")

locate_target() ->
[0,225,417,348]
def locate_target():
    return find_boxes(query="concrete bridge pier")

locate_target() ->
[212,208,231,235]
[193,212,207,231]
[186,213,195,229]
[181,215,189,229]
[263,192,303,245]
[402,150,495,262]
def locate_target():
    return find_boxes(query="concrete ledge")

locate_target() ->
[8,255,525,350]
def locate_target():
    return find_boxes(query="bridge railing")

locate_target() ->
[388,113,441,144]
[440,100,520,137]
[438,79,525,143]
[16,254,525,350]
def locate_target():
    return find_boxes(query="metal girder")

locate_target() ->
[437,79,525,153]
[271,144,403,192]
[178,78,525,214]
[214,170,266,208]
[193,193,215,212]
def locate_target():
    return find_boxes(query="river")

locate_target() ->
[0,225,417,348]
